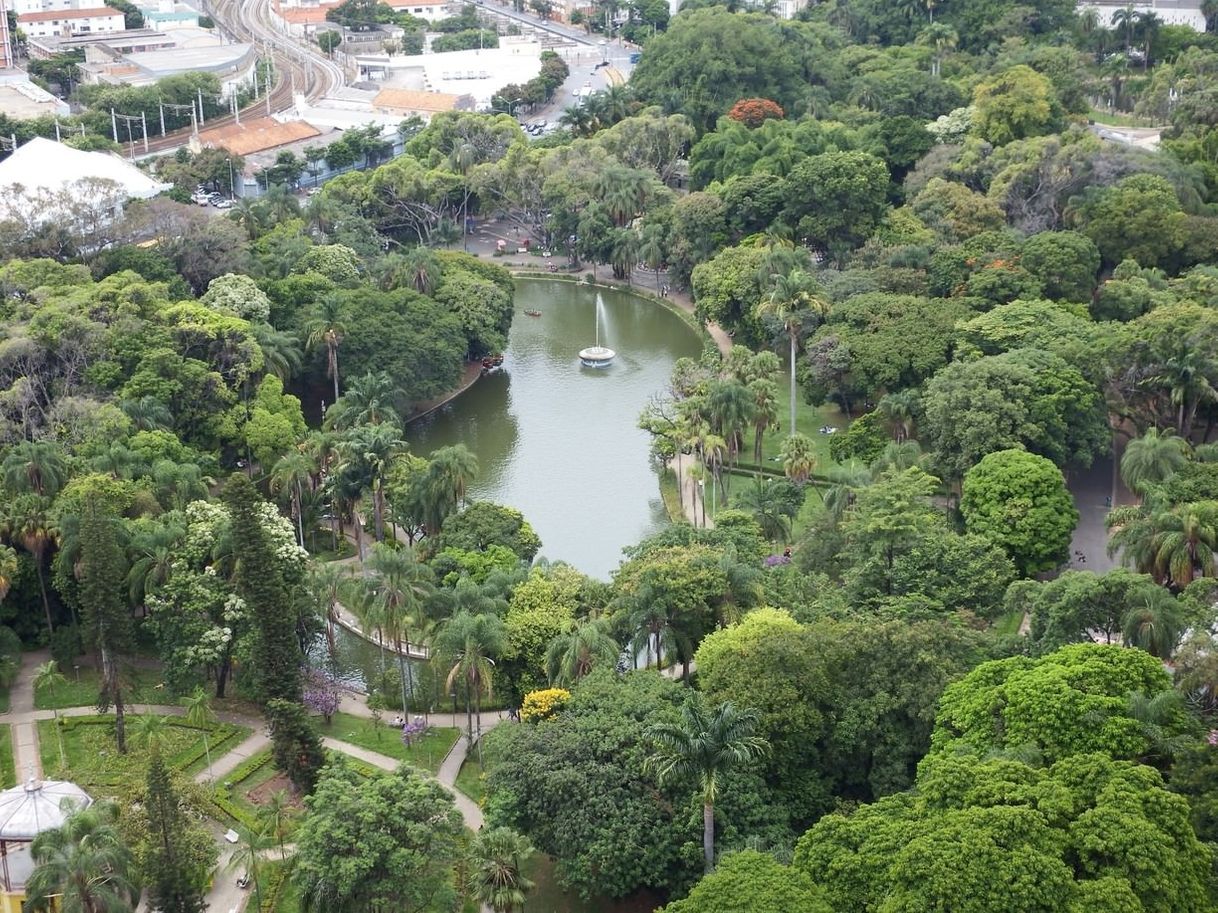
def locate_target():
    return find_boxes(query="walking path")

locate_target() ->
[1,649,506,913]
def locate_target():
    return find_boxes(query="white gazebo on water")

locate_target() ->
[0,774,92,899]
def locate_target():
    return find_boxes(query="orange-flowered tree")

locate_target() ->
[726,98,784,128]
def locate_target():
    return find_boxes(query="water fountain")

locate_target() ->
[579,292,616,367]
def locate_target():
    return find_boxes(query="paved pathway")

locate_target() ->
[0,647,507,913]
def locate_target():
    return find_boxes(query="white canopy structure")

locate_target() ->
[0,136,170,227]
[0,775,92,891]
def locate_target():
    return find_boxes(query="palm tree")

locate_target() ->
[400,246,442,294]
[24,799,138,913]
[227,824,274,911]
[258,790,293,861]
[1154,503,1218,588]
[338,422,407,542]
[545,617,620,685]
[638,225,665,295]
[34,660,68,771]
[706,380,755,486]
[181,687,217,781]
[645,698,770,874]
[435,611,505,764]
[2,494,58,632]
[822,460,871,519]
[2,440,68,498]
[119,396,173,431]
[271,451,315,547]
[468,827,536,913]
[89,444,146,481]
[131,711,169,755]
[876,391,918,443]
[734,479,799,542]
[327,371,401,429]
[916,22,957,75]
[423,445,479,533]
[367,543,434,714]
[305,294,348,407]
[451,141,477,252]
[0,544,18,603]
[747,378,780,468]
[126,518,183,610]
[780,433,817,484]
[1139,10,1161,68]
[253,323,303,382]
[1121,427,1190,499]
[1111,3,1139,52]
[308,562,348,659]
[1123,588,1184,658]
[755,271,827,437]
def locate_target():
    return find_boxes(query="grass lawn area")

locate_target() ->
[0,726,13,789]
[38,716,249,789]
[1088,108,1145,127]
[319,711,459,775]
[734,370,853,475]
[34,667,168,710]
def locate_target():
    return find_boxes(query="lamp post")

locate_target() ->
[227,157,235,199]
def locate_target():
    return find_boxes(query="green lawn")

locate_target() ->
[995,609,1027,638]
[319,712,460,775]
[746,371,854,472]
[0,725,13,789]
[37,715,249,788]
[1088,108,1144,127]
[34,667,168,710]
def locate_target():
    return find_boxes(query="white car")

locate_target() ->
[212,198,233,209]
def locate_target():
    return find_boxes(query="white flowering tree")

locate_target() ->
[145,500,308,697]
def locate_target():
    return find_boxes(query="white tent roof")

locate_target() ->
[0,136,170,202]
[0,776,92,842]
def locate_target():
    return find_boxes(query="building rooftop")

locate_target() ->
[123,42,252,75]
[198,115,322,155]
[0,73,69,118]
[0,777,92,843]
[18,5,122,21]
[372,86,465,112]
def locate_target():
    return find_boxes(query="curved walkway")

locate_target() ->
[2,651,504,912]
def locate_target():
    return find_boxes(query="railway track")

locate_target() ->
[141,0,343,155]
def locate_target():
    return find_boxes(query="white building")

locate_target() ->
[80,42,256,96]
[0,70,70,117]
[16,6,125,38]
[353,36,542,109]
[383,0,451,21]
[0,137,170,228]
[1078,0,1206,30]
[10,0,97,15]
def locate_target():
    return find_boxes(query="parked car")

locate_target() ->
[212,198,233,209]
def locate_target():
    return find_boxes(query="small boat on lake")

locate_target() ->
[524,309,542,317]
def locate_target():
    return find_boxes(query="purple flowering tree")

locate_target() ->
[303,667,341,725]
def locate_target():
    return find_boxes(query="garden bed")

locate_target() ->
[320,711,459,775]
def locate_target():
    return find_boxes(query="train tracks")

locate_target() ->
[142,0,344,154]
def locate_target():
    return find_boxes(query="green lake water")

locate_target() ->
[406,278,703,579]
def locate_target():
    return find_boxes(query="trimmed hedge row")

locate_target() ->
[53,715,248,780]
[209,750,275,829]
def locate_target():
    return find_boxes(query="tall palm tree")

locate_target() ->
[638,225,666,295]
[747,378,780,468]
[706,380,755,487]
[308,562,348,660]
[1111,3,1139,52]
[916,22,957,75]
[876,391,918,443]
[755,271,827,437]
[467,827,535,913]
[258,790,293,861]
[435,611,505,764]
[24,799,138,913]
[1121,427,1190,498]
[2,494,58,632]
[126,518,183,610]
[367,543,434,714]
[131,712,169,755]
[305,294,348,407]
[181,687,217,781]
[1139,10,1161,68]
[545,617,620,686]
[2,440,68,498]
[339,422,407,542]
[271,451,315,547]
[645,698,770,874]
[451,141,477,252]
[400,246,442,294]
[34,660,68,771]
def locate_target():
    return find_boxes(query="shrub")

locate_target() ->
[521,687,570,722]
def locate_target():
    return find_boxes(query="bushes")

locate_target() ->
[521,688,570,722]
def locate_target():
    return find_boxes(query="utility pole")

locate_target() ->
[53,119,61,142]
[159,101,166,135]
[111,108,119,143]
[141,111,148,152]
[198,88,206,125]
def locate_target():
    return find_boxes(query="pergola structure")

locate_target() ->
[0,775,92,892]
